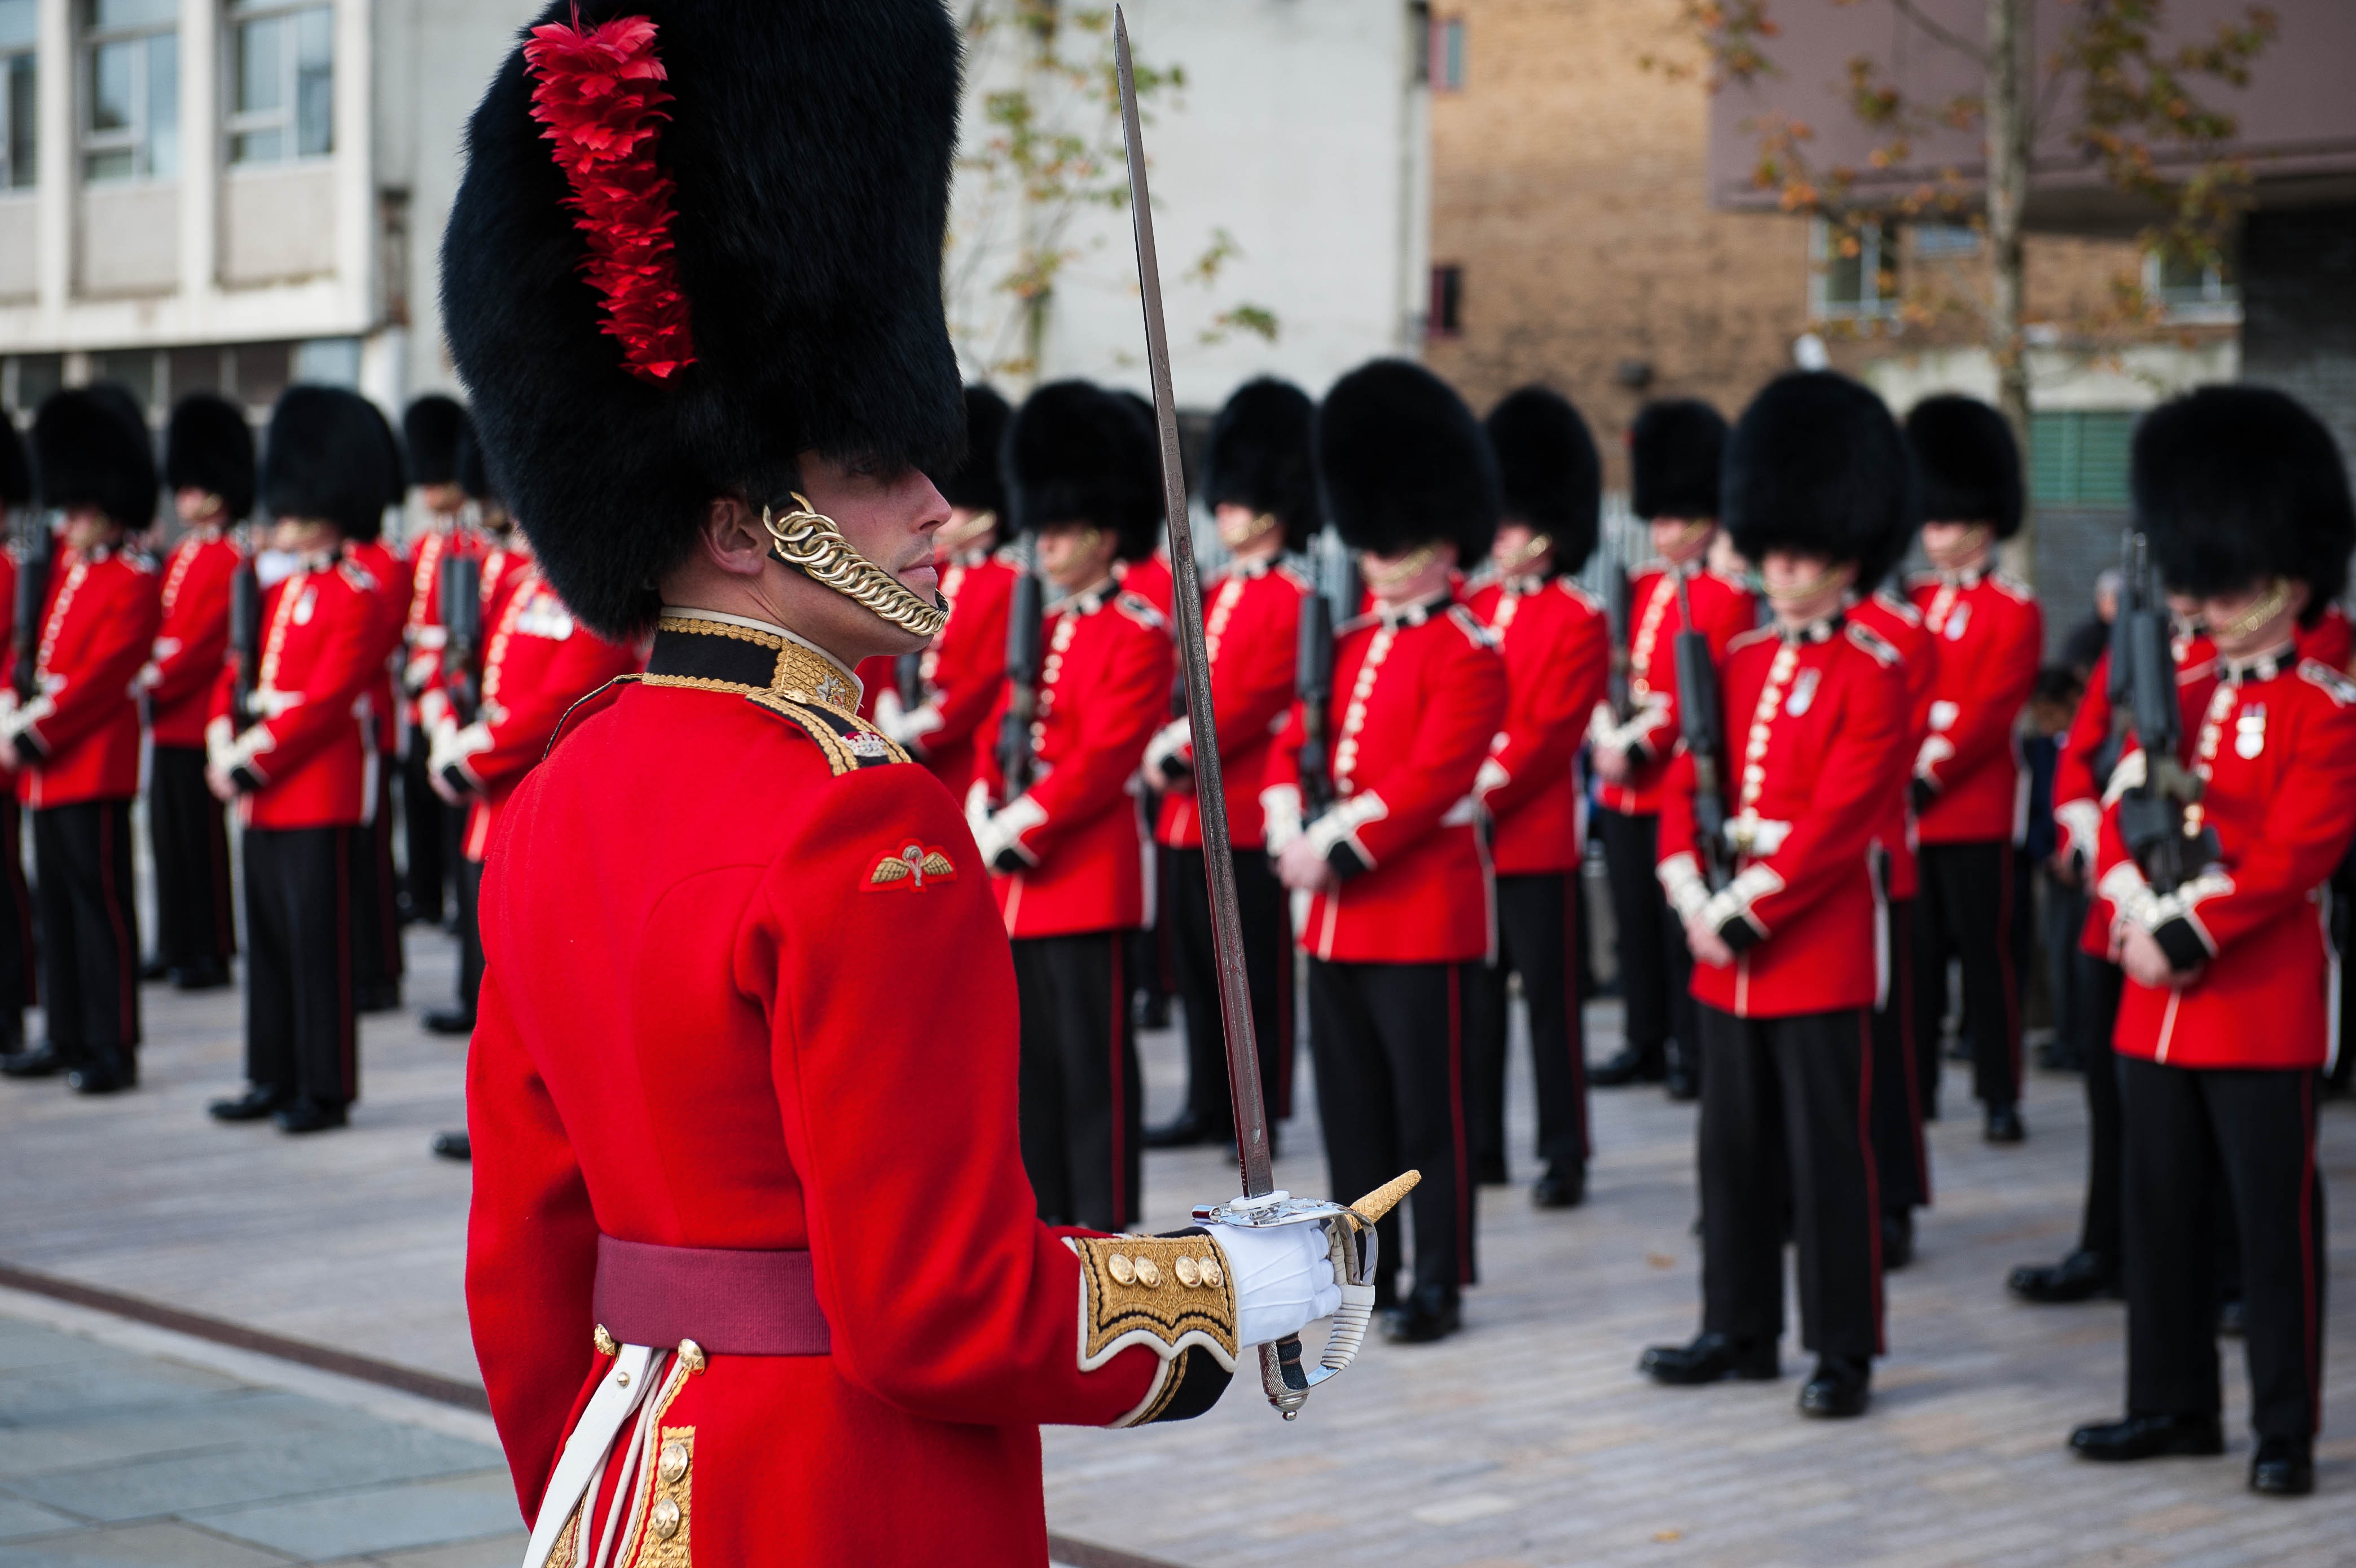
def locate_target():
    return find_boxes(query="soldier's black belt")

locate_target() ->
[593,1235,832,1356]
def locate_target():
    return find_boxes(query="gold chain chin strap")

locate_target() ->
[1764,561,1856,602]
[1361,542,1444,591]
[763,493,948,639]
[2218,577,2292,642]
[1502,531,1554,576]
[1217,511,1280,550]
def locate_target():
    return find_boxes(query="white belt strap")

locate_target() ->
[521,1344,659,1568]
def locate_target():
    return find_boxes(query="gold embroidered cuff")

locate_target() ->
[1069,1231,1238,1374]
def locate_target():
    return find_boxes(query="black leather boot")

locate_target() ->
[1798,1356,1871,1418]
[2068,1412,2225,1461]
[1589,1046,1665,1088]
[2250,1436,2315,1496]
[1381,1284,1462,1345]
[210,1084,290,1122]
[1531,1162,1585,1209]
[2007,1248,2117,1303]
[1639,1332,1778,1385]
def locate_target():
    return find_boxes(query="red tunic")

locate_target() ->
[1260,593,1508,964]
[467,618,1199,1567]
[1115,552,1174,619]
[146,528,241,750]
[1151,559,1309,853]
[2298,603,2354,671]
[346,538,409,772]
[894,549,1018,802]
[1467,574,1608,877]
[1656,618,1910,1018]
[1907,567,2042,846]
[1590,561,1755,816]
[14,545,161,809]
[972,583,1171,937]
[1845,590,1937,902]
[401,523,486,705]
[2096,651,2356,1069]
[205,554,384,829]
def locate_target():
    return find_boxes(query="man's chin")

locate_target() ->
[898,564,939,596]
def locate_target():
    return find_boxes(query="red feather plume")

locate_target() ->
[524,11,696,384]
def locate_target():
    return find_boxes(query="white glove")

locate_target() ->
[1211,1220,1342,1349]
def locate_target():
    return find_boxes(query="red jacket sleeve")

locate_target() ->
[1318,626,1507,873]
[1014,617,1170,864]
[463,634,643,793]
[1482,605,1606,823]
[29,572,161,759]
[243,581,381,785]
[148,551,234,710]
[2052,654,2113,860]
[1920,595,2041,790]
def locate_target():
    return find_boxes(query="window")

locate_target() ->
[1913,223,1980,259]
[226,0,330,165]
[1811,217,1898,320]
[81,0,178,182]
[1428,264,1462,339]
[1431,15,1465,90]
[2144,246,2238,322]
[2030,410,2135,507]
[1,0,35,190]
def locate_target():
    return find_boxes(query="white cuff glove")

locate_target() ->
[1212,1220,1342,1349]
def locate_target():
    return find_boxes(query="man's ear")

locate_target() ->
[701,495,772,579]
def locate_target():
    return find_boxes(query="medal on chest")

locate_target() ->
[1786,666,1821,717]
[1941,600,1971,641]
[293,587,317,625]
[2234,702,2266,760]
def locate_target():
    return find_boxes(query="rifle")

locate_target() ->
[997,560,1044,799]
[2093,529,2134,785]
[227,535,262,731]
[895,651,924,713]
[1295,588,1337,818]
[1603,524,1633,718]
[438,552,484,725]
[1673,572,1733,890]
[2113,532,2217,894]
[11,511,51,705]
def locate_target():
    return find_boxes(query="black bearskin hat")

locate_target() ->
[1204,377,1319,552]
[1316,359,1498,565]
[2137,385,2354,624]
[939,384,1011,521]
[442,0,964,640]
[456,425,503,508]
[1724,372,1913,582]
[263,386,397,538]
[347,399,406,544]
[32,386,156,530]
[1485,385,1601,575]
[165,393,257,520]
[1905,394,2023,538]
[1006,381,1161,562]
[1630,398,1726,522]
[401,394,470,488]
[0,417,28,510]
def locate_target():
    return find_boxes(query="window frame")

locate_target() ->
[79,0,179,185]
[1809,216,1900,322]
[1427,262,1463,340]
[1431,15,1465,91]
[222,0,333,169]
[2141,248,2239,325]
[1,45,33,191]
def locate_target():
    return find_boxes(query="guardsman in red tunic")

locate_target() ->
[1139,377,1316,1152]
[1641,372,1912,1419]
[873,383,1017,803]
[0,389,162,1094]
[344,402,414,1017]
[1465,386,1608,1207]
[395,395,480,929]
[1904,395,2043,1141]
[203,389,393,1135]
[1589,399,1752,1099]
[142,394,249,993]
[967,382,1171,1233]
[2008,610,2215,1305]
[0,420,36,1059]
[1847,553,1939,1269]
[2068,386,2356,1497]
[1264,360,1509,1345]
[439,12,1364,1556]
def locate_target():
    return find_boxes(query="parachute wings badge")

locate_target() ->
[865,842,959,892]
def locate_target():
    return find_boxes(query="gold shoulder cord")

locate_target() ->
[763,493,948,640]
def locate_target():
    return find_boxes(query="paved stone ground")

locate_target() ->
[0,925,2351,1566]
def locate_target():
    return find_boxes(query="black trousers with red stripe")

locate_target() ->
[31,800,140,1073]
[2077,955,2126,1260]
[1309,958,1476,1308]
[1696,1003,1882,1361]
[2119,1057,2323,1439]
[1911,839,2022,1112]
[1168,845,1293,1130]
[242,825,358,1109]
[1594,806,1698,1075]
[1869,899,1929,1214]
[0,802,35,1027]
[348,785,403,998]
[1467,871,1589,1175]
[1013,932,1141,1234]
[399,731,449,926]
[148,745,236,969]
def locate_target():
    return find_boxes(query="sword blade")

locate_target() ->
[1115,9,1273,1201]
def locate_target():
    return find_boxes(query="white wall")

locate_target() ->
[950,0,1428,409]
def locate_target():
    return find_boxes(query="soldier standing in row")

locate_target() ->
[445,8,1350,1554]
[2069,386,2356,1497]
[1465,386,1608,1207]
[970,381,1172,1233]
[396,395,479,931]
[1,389,161,1094]
[1905,396,2042,1141]
[0,420,33,1060]
[1143,377,1316,1153]
[205,388,394,1134]
[346,409,412,1016]
[1589,399,1752,1099]
[1266,359,1508,1344]
[143,393,248,994]
[1641,371,1911,1418]
[873,384,1017,804]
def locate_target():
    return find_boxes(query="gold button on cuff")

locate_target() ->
[592,1324,618,1357]
[650,1497,682,1540]
[1107,1254,1137,1286]
[658,1441,690,1484]
[1174,1255,1201,1288]
[1133,1257,1162,1288]
[1200,1257,1224,1288]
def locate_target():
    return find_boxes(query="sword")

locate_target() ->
[1115,8,1406,1420]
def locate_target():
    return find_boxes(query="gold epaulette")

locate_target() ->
[744,692,911,775]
